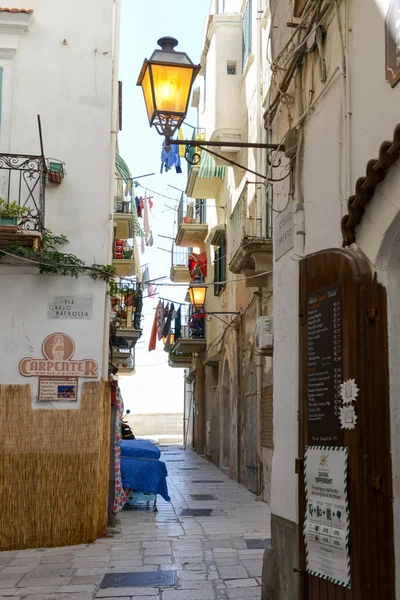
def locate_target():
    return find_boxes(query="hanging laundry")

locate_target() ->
[175,306,182,339]
[148,301,161,351]
[178,127,186,157]
[147,232,154,247]
[148,197,154,211]
[135,196,142,218]
[141,235,145,254]
[157,302,165,340]
[143,192,150,234]
[162,303,175,337]
[161,140,182,174]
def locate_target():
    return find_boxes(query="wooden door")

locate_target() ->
[298,249,394,600]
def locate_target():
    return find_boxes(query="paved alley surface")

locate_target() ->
[0,448,271,600]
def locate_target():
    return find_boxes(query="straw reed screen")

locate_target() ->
[0,381,110,551]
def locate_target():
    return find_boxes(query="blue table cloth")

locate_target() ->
[120,439,170,502]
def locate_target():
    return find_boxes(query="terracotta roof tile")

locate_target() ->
[341,123,400,247]
[0,7,33,13]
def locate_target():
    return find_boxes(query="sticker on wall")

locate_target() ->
[339,405,358,430]
[340,379,359,404]
[19,332,98,403]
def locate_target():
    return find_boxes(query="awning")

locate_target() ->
[198,151,226,180]
[115,153,144,238]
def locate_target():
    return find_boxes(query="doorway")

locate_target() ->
[221,360,231,472]
[298,248,394,599]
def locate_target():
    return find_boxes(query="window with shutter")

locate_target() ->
[242,0,252,72]
[214,234,226,296]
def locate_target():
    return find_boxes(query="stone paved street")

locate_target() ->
[0,447,270,600]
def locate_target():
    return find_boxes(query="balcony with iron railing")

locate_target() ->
[0,153,67,253]
[110,279,143,369]
[170,245,192,283]
[175,194,208,248]
[228,190,273,287]
[170,303,206,355]
[185,127,226,200]
[0,153,47,249]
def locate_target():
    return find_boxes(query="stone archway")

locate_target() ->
[221,360,231,472]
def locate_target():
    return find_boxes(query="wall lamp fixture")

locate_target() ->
[188,277,239,320]
[137,37,285,171]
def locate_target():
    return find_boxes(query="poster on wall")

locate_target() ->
[304,446,351,588]
[19,332,98,403]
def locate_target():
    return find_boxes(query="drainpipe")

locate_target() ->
[256,0,263,238]
[106,0,121,530]
[255,289,263,495]
[102,0,121,380]
[235,317,242,483]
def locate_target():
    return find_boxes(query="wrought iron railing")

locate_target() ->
[172,245,190,268]
[111,278,143,330]
[174,304,205,340]
[0,153,46,231]
[177,195,207,227]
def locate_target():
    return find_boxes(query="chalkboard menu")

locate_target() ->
[307,283,343,445]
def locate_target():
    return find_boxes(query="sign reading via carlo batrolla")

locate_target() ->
[19,332,98,402]
[46,295,93,320]
[307,283,343,445]
[386,0,400,87]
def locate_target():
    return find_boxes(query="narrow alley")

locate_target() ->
[0,448,270,600]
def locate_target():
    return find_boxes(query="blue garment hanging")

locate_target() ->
[161,140,182,174]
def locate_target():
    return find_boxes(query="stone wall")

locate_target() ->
[127,413,183,438]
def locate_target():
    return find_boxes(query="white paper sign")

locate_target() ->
[304,446,351,588]
[47,295,93,320]
[274,203,294,260]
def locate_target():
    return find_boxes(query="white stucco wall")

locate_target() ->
[270,0,400,527]
[0,0,115,397]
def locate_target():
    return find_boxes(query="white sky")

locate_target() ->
[117,1,209,414]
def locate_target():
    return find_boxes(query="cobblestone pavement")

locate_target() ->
[0,447,271,600]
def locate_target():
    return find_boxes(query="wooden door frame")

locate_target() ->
[298,248,394,600]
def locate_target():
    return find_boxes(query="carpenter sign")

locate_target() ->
[304,446,351,589]
[19,332,98,402]
[274,203,294,260]
[47,295,93,320]
[385,0,400,87]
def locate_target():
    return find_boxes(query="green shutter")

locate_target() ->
[213,234,226,296]
[242,0,252,72]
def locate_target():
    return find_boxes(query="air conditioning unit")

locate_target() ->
[255,316,273,354]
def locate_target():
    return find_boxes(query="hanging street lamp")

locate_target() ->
[188,277,207,311]
[137,37,201,139]
[137,38,286,178]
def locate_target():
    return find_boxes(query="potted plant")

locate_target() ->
[47,160,65,184]
[0,198,29,227]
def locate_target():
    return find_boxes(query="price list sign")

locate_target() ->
[307,283,343,445]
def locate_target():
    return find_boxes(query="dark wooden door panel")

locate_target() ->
[298,249,394,600]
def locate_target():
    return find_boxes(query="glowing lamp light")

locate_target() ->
[137,37,201,138]
[188,279,207,311]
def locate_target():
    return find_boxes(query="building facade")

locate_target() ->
[170,0,275,501]
[0,0,141,549]
[263,0,400,598]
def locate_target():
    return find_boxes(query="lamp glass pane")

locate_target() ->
[151,64,193,114]
[141,66,155,122]
[189,284,207,309]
